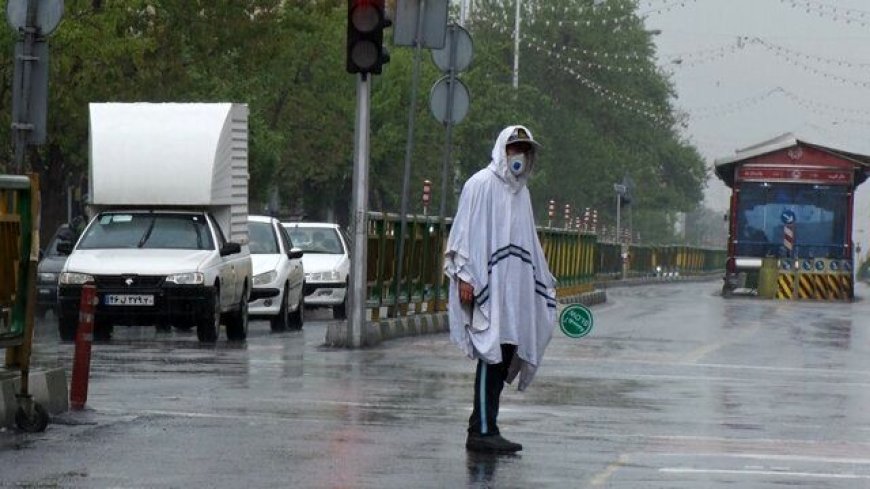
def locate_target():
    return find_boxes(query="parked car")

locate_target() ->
[282,222,350,319]
[36,224,76,319]
[248,216,305,331]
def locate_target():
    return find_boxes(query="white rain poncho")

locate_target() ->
[444,125,557,391]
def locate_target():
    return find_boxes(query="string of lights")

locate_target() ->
[472,9,676,127]
[779,0,870,28]
[753,38,870,70]
[685,88,783,120]
[524,33,655,74]
[637,0,700,17]
[754,39,870,89]
[682,86,870,124]
[521,1,632,18]
[474,9,645,62]
[662,40,746,67]
[473,13,669,113]
[661,36,870,86]
[779,88,870,119]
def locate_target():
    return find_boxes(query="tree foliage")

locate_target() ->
[0,0,707,244]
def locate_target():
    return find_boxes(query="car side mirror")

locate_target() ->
[220,242,242,257]
[57,241,73,255]
[288,247,304,260]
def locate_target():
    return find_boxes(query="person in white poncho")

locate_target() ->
[444,125,557,454]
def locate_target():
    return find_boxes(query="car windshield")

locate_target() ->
[77,213,214,251]
[284,226,343,254]
[248,221,280,254]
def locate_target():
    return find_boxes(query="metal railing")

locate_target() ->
[364,212,726,317]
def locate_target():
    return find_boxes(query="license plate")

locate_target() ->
[104,294,155,306]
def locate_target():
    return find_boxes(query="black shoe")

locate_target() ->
[466,433,523,453]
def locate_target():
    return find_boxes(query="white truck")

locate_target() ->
[56,103,252,343]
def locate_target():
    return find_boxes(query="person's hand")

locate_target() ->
[459,279,474,305]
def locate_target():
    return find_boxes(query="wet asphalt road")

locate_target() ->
[3,281,870,488]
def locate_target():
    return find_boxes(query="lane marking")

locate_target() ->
[660,467,870,480]
[588,454,630,487]
[658,452,870,465]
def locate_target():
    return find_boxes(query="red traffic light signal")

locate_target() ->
[347,0,391,75]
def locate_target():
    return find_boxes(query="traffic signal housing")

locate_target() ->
[346,0,391,76]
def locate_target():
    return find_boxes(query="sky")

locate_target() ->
[642,0,870,248]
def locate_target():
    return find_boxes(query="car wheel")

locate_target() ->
[197,287,220,343]
[226,287,249,341]
[270,286,289,332]
[289,284,304,330]
[58,312,77,342]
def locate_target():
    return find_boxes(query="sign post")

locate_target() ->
[7,0,64,172]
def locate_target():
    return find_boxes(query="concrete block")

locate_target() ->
[0,368,68,428]
[408,317,421,336]
[362,321,383,347]
[420,315,432,334]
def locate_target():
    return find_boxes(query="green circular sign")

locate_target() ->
[559,304,594,338]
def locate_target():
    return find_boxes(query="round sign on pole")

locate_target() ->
[7,0,64,35]
[432,24,474,73]
[429,76,470,125]
[559,304,593,338]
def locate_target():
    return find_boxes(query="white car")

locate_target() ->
[248,216,305,331]
[282,222,350,319]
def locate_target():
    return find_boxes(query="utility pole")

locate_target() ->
[512,0,521,89]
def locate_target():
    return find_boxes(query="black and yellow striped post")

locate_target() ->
[775,259,795,300]
[776,272,794,300]
[797,273,814,300]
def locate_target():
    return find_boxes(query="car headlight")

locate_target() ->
[165,272,204,285]
[59,272,94,285]
[253,270,278,286]
[38,272,58,283]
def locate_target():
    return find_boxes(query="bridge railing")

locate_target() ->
[364,213,725,318]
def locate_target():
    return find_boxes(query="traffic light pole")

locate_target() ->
[348,74,371,348]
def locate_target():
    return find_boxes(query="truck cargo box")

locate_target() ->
[88,103,249,244]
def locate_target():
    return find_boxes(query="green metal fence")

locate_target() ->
[364,213,726,317]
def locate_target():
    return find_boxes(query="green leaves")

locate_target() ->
[1,0,705,243]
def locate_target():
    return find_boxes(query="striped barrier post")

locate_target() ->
[70,284,97,410]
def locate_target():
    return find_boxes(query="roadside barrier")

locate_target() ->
[70,284,96,410]
[363,213,726,319]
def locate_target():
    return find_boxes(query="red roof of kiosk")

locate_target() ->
[714,133,870,188]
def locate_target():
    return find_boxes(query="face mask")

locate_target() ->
[509,153,527,176]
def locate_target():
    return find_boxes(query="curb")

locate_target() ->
[326,313,449,348]
[325,288,609,348]
[558,289,607,306]
[0,367,68,428]
[599,273,722,289]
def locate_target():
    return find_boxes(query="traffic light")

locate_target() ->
[346,0,391,76]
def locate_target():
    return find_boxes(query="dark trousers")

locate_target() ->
[468,344,518,436]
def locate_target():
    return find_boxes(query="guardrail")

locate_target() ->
[364,213,726,318]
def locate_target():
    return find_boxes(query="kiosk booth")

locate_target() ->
[715,134,870,300]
